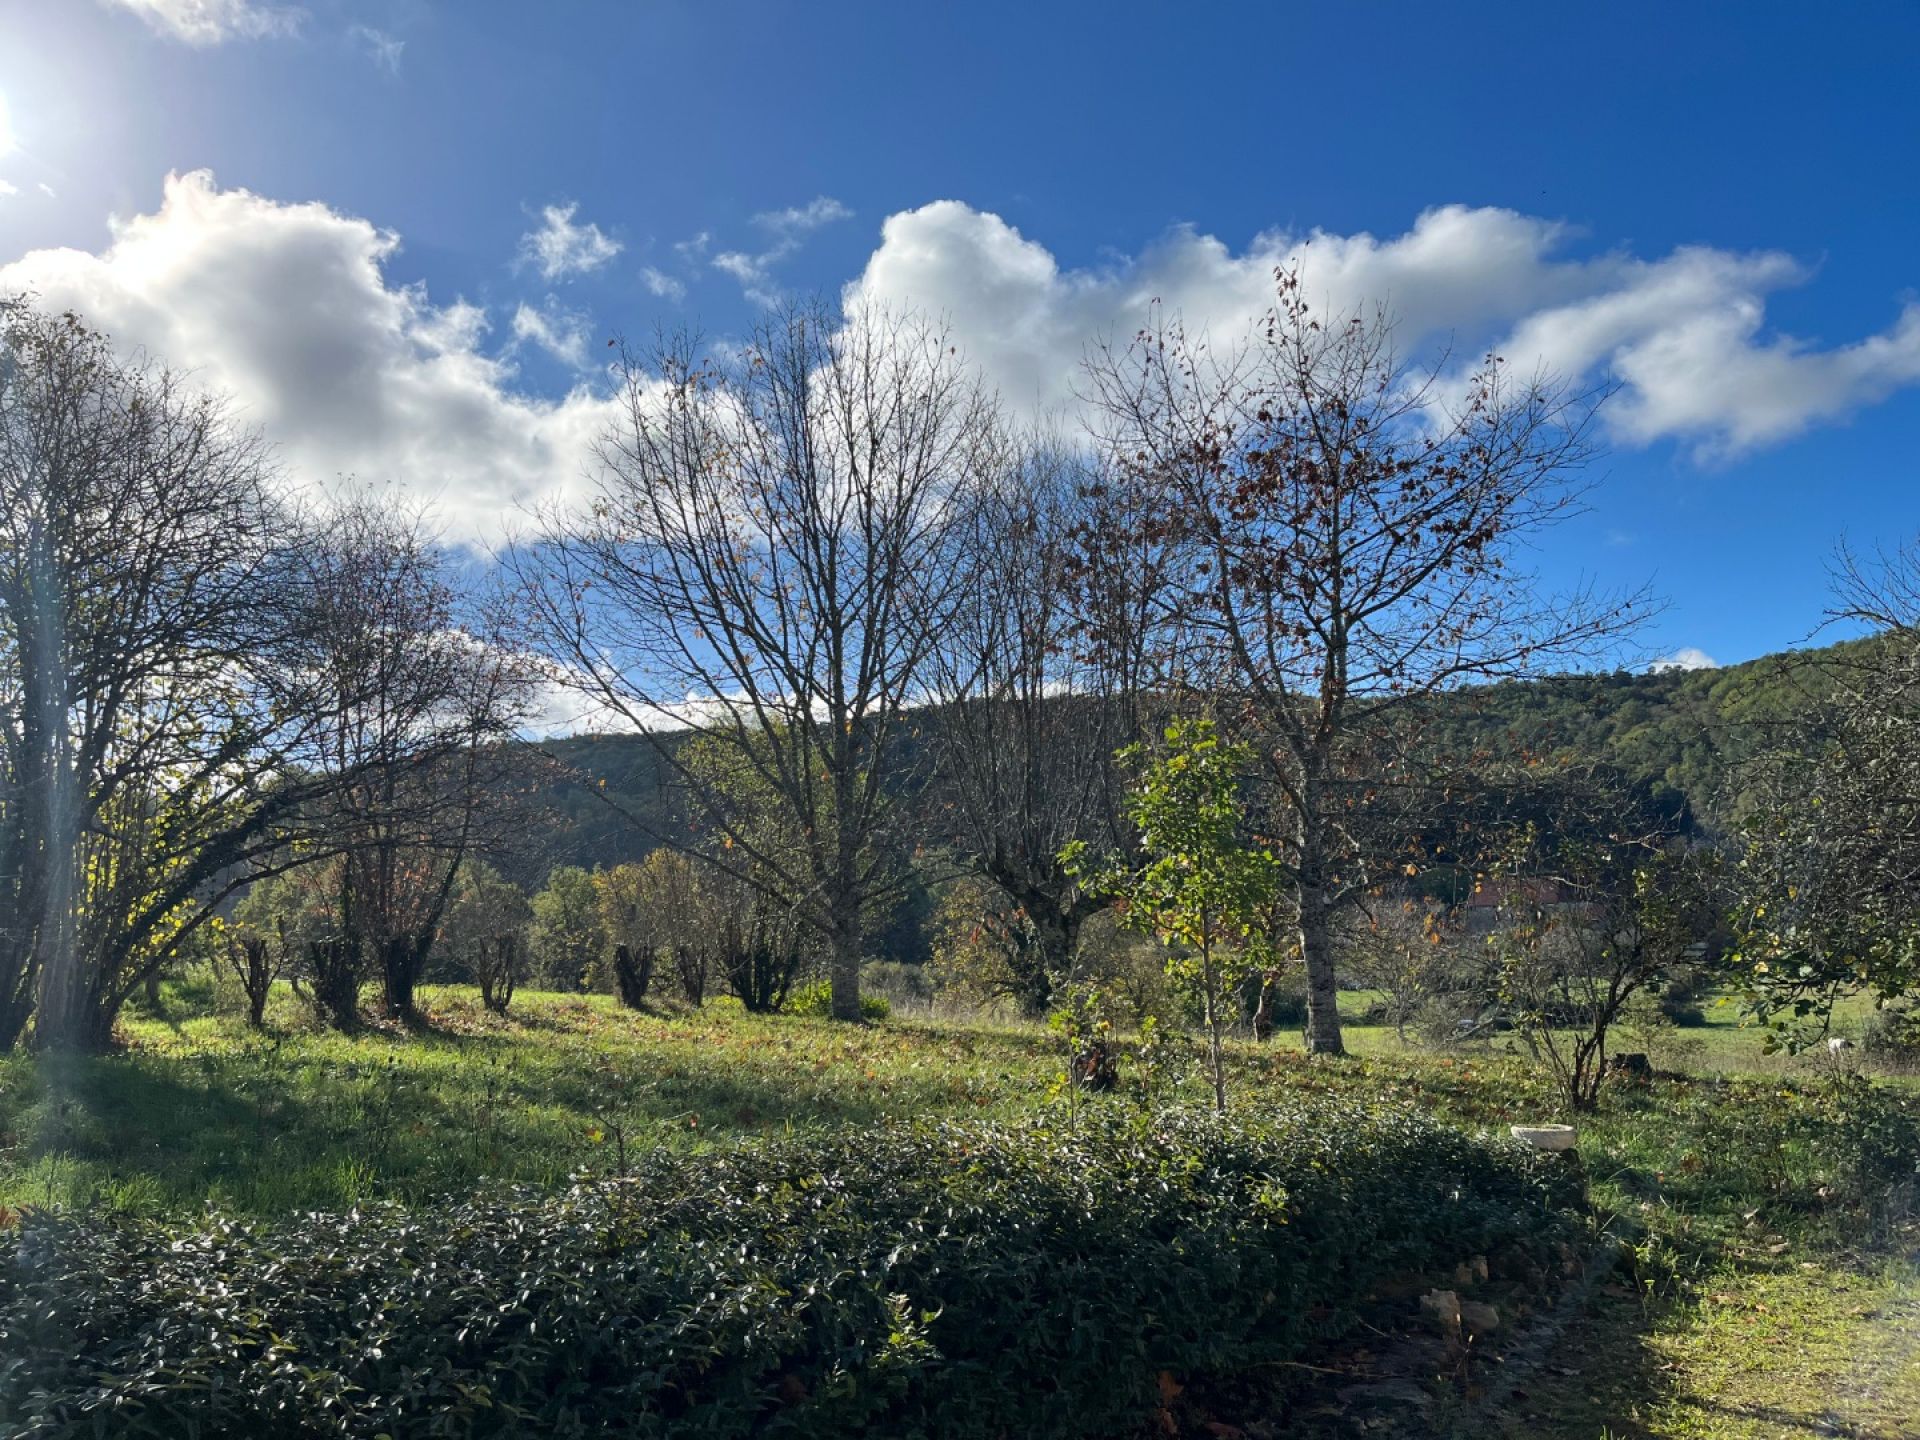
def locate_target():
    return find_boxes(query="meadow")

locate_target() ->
[2,980,1915,1437]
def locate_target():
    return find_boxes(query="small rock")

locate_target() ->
[1460,1300,1501,1333]
[1420,1288,1462,1333]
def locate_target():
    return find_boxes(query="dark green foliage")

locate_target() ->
[0,1106,1577,1440]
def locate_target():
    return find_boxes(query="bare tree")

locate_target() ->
[518,301,997,1020]
[0,304,333,1051]
[1081,271,1650,1053]
[1339,899,1461,1044]
[1488,765,1718,1110]
[918,440,1137,1015]
[290,490,530,1025]
[224,929,276,1029]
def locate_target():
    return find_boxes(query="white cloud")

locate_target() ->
[0,181,16,200]
[639,265,685,302]
[518,202,622,282]
[0,170,617,540]
[100,0,302,44]
[845,201,1920,453]
[712,196,852,306]
[350,24,404,74]
[35,183,54,199]
[511,294,595,369]
[1651,647,1720,672]
[754,196,853,237]
[713,249,780,307]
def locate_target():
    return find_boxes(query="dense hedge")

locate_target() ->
[0,1105,1579,1439]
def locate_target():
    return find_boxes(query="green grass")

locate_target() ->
[0,977,1906,1218]
[0,985,1063,1216]
[1,977,1915,1437]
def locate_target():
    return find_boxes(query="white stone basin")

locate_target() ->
[1510,1123,1577,1151]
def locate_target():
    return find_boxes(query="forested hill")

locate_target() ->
[1415,639,1858,827]
[512,641,1855,884]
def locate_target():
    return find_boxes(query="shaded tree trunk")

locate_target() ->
[308,939,360,1031]
[229,933,273,1028]
[1297,881,1346,1057]
[32,961,117,1053]
[612,943,653,1009]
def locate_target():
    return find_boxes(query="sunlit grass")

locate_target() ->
[2,973,1905,1220]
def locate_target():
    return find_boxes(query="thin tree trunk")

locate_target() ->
[1201,936,1227,1113]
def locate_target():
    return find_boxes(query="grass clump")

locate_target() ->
[0,1104,1578,1440]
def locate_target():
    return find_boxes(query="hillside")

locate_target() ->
[507,640,1858,887]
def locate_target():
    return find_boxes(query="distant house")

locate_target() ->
[1461,877,1600,934]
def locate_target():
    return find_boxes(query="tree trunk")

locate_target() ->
[309,939,361,1031]
[382,935,419,1023]
[1005,888,1093,1019]
[1298,883,1347,1056]
[1250,972,1275,1043]
[828,903,863,1022]
[33,958,117,1053]
[612,943,653,1009]
[1201,938,1227,1113]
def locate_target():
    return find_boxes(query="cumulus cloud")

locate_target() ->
[350,24,404,74]
[519,202,622,282]
[100,0,302,44]
[0,170,617,539]
[11,179,1917,563]
[0,181,16,200]
[845,201,1920,453]
[511,294,595,369]
[1651,647,1720,672]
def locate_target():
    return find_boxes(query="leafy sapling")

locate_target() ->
[1064,719,1282,1113]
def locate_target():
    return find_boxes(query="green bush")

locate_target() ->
[786,977,891,1021]
[1860,1001,1920,1066]
[860,960,934,1011]
[0,1105,1577,1440]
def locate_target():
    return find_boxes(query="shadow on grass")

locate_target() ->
[4,1008,996,1216]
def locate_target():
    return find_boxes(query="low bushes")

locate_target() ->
[0,1104,1578,1440]
[1860,1001,1920,1067]
[785,978,890,1021]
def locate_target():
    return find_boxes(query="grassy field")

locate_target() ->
[1,979,1915,1437]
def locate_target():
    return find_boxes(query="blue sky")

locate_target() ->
[2,1,1918,670]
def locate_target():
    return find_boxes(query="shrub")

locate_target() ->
[1861,1001,1920,1066]
[0,1106,1578,1440]
[860,960,935,1012]
[787,977,890,1021]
